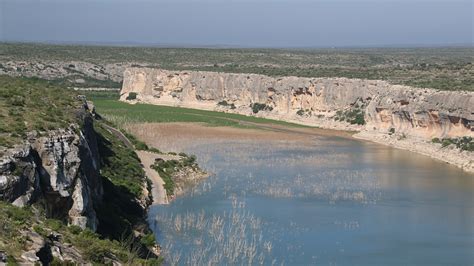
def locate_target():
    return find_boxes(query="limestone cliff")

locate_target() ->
[121,68,473,139]
[120,68,474,172]
[0,103,103,230]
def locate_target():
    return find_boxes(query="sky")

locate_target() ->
[0,0,472,48]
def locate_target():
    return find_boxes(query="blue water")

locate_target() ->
[148,135,474,265]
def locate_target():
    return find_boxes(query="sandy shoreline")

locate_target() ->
[136,148,208,205]
[354,131,474,173]
[136,151,170,205]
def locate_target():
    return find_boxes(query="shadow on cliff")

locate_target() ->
[94,130,146,241]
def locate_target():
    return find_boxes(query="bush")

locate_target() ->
[140,233,156,247]
[126,92,137,100]
[68,225,83,235]
[33,225,48,237]
[151,154,198,196]
[148,147,162,154]
[134,141,149,151]
[435,137,474,151]
[217,100,236,109]
[441,138,454,147]
[251,103,272,114]
[334,108,365,125]
[296,109,304,116]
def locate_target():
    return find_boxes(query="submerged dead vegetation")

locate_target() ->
[155,197,276,265]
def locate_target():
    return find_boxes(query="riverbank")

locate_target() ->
[125,116,473,175]
[136,151,169,205]
[124,104,473,175]
[89,94,473,175]
[354,131,474,173]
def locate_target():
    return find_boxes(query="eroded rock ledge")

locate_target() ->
[120,68,474,172]
[0,109,102,230]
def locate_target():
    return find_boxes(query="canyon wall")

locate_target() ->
[0,102,103,230]
[120,68,473,139]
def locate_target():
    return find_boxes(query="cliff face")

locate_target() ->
[120,68,473,139]
[0,106,103,230]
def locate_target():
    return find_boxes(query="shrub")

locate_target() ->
[436,137,474,151]
[134,141,149,151]
[33,225,48,237]
[296,109,304,116]
[441,138,454,147]
[140,233,156,247]
[251,103,272,114]
[126,92,137,100]
[8,96,25,106]
[334,108,365,125]
[151,153,198,196]
[217,100,236,109]
[148,147,162,154]
[68,225,83,235]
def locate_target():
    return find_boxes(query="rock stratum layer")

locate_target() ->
[120,68,474,172]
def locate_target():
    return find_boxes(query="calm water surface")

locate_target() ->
[148,134,474,265]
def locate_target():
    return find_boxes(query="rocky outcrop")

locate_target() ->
[0,106,103,230]
[120,68,474,171]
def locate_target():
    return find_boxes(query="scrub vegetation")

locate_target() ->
[0,76,160,264]
[334,108,365,125]
[151,154,198,196]
[432,137,474,151]
[0,201,160,265]
[0,75,81,147]
[251,102,273,114]
[1,43,473,91]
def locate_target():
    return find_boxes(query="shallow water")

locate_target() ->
[148,134,474,265]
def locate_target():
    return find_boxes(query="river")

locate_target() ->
[145,125,474,265]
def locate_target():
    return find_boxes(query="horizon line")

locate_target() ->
[1,40,473,50]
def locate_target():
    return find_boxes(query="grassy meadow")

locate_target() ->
[85,91,307,129]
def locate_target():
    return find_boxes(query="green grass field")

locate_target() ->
[90,95,306,129]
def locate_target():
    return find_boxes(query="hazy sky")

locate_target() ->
[1,0,472,47]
